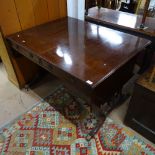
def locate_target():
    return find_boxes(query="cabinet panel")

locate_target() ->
[125,82,155,143]
[32,0,49,25]
[59,0,67,18]
[0,0,21,35]
[14,0,35,30]
[47,0,60,20]
[0,32,19,86]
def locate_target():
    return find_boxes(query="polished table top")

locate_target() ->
[86,7,155,39]
[7,17,150,89]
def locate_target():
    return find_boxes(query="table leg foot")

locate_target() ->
[86,116,106,141]
[86,103,112,141]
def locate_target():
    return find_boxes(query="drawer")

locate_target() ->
[12,44,54,73]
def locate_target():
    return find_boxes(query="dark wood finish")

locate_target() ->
[6,17,150,104]
[85,0,97,10]
[85,7,155,73]
[85,0,98,15]
[119,0,138,14]
[85,7,155,40]
[125,67,155,143]
[6,17,150,139]
[140,0,151,28]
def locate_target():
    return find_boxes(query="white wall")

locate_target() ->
[67,0,85,20]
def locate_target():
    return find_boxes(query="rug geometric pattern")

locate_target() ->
[0,87,155,155]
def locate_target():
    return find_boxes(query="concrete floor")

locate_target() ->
[0,62,154,146]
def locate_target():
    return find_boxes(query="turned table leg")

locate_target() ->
[86,102,112,141]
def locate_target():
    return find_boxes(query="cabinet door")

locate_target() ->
[125,85,155,143]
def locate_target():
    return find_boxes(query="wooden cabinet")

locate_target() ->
[125,67,155,143]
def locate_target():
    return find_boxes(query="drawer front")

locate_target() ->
[12,44,54,73]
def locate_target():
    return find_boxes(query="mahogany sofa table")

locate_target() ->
[6,17,150,140]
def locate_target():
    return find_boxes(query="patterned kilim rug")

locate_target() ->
[0,87,155,155]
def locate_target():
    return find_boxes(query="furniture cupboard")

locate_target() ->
[125,66,155,143]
